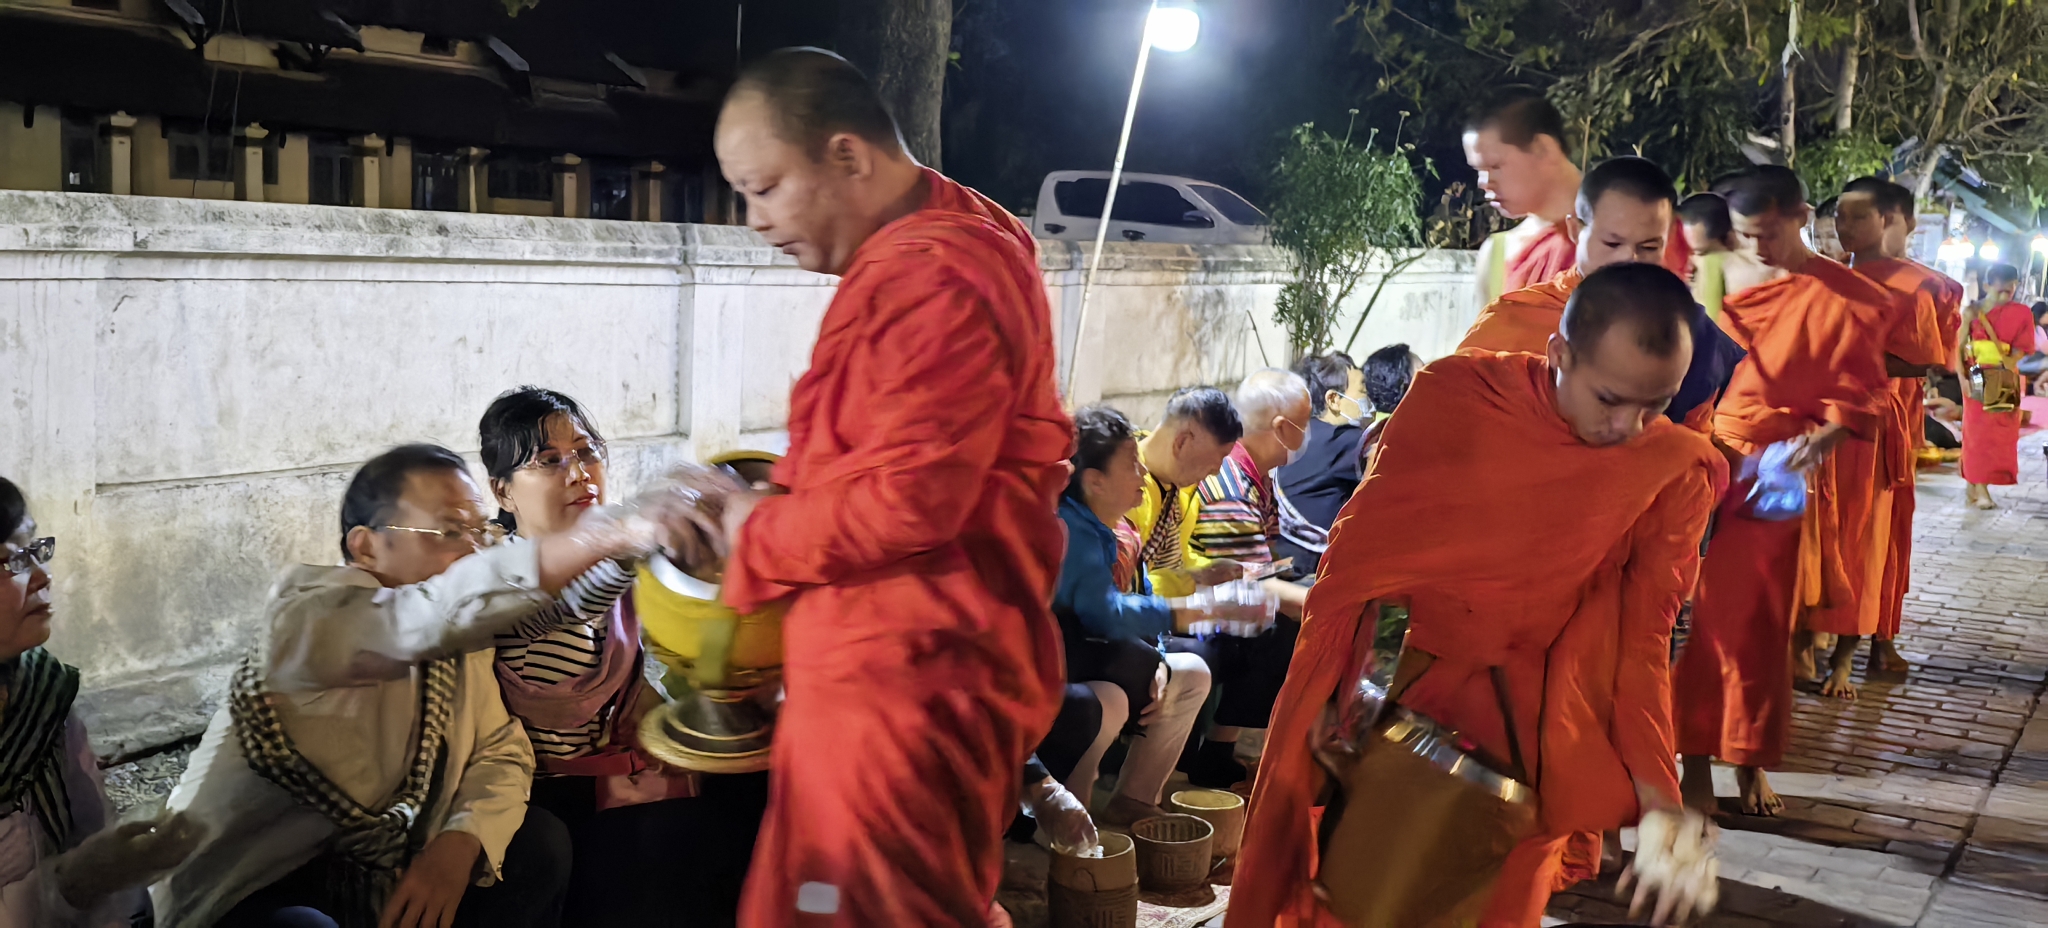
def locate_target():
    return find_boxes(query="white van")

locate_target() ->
[1031,171,1270,245]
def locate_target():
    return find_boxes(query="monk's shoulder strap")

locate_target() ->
[0,648,80,846]
[230,651,460,926]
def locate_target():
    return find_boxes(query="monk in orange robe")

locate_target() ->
[1461,156,1743,432]
[1230,263,1728,928]
[1675,166,1892,815]
[1464,93,1582,309]
[709,49,1071,926]
[1824,178,1958,687]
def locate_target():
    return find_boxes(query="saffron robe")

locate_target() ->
[1676,259,1890,765]
[1456,267,1746,431]
[1858,259,1961,641]
[1961,301,2038,486]
[1505,220,1576,293]
[725,170,1072,927]
[1227,353,1726,928]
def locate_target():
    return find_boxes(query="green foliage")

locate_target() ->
[1798,132,1893,202]
[1268,122,1424,355]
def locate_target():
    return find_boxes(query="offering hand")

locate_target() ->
[1618,806,1720,926]
[1023,776,1099,858]
[55,812,205,910]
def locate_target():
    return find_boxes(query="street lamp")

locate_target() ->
[1067,1,1200,396]
[1980,241,2002,262]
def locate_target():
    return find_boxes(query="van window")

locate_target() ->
[1191,184,1268,226]
[1053,178,1214,227]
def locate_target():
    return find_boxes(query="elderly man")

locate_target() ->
[1164,369,1314,788]
[703,48,1074,926]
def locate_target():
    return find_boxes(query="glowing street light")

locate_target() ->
[1980,240,2002,262]
[1069,1,1201,396]
[1937,238,1974,263]
[2031,234,2048,255]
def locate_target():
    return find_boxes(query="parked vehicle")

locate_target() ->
[1032,171,1270,245]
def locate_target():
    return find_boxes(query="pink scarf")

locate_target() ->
[494,590,643,734]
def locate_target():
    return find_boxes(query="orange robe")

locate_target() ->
[1505,221,1577,292]
[726,170,1072,927]
[1228,353,1726,928]
[1675,258,1890,765]
[1858,259,1960,642]
[1460,267,1582,356]
[1961,302,2039,485]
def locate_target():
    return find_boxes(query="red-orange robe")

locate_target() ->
[1460,267,1582,356]
[1228,353,1727,928]
[1662,216,1694,280]
[1505,220,1577,292]
[725,170,1072,927]
[1858,259,1960,642]
[1675,258,1890,765]
[1962,302,2039,485]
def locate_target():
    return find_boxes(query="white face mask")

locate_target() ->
[1330,392,1368,428]
[1281,420,1309,467]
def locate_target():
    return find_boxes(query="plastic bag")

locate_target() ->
[1742,439,1807,521]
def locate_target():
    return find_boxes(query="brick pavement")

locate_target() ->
[1548,439,2048,927]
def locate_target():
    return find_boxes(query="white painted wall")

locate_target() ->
[0,191,1474,754]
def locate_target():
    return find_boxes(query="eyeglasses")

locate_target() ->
[379,523,507,548]
[4,537,54,576]
[519,444,607,480]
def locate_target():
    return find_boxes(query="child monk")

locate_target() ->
[1230,263,1727,928]
[1675,166,1893,815]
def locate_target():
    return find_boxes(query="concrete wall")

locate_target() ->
[0,190,1473,755]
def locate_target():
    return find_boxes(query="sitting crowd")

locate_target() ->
[0,350,1417,928]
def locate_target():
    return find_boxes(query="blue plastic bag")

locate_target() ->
[1742,438,1807,521]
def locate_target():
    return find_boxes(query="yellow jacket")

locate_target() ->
[1125,471,1213,598]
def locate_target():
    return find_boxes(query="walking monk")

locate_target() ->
[1230,263,1727,928]
[1675,166,1892,815]
[1829,177,1959,685]
[1461,156,1743,429]
[1959,263,2036,510]
[707,48,1072,925]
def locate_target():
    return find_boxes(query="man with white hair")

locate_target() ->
[1171,368,1314,787]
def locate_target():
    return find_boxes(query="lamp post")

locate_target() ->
[1066,1,1200,397]
[2029,233,2048,298]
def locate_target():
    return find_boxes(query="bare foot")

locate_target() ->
[1868,638,1911,678]
[1792,629,1819,682]
[1821,635,1860,700]
[1736,766,1783,816]
[1680,756,1718,815]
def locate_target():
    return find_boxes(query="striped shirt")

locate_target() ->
[1191,443,1277,565]
[494,556,636,760]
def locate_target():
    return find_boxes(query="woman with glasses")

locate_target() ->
[0,477,201,925]
[479,387,766,928]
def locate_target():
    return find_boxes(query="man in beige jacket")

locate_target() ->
[153,444,680,928]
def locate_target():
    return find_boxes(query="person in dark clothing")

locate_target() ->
[1274,352,1367,572]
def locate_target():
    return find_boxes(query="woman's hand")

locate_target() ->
[54,813,206,910]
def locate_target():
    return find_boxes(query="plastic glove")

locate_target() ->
[53,812,206,910]
[1023,776,1098,857]
[1618,807,1720,926]
[1181,579,1280,637]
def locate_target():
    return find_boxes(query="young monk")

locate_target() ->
[1230,263,1727,928]
[1464,92,1583,311]
[1828,177,1959,683]
[705,48,1073,926]
[1675,166,1893,815]
[1959,263,2037,509]
[1679,193,1781,317]
[1461,156,1744,430]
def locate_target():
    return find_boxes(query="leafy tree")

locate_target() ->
[1268,121,1425,355]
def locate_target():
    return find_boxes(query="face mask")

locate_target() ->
[1331,392,1368,428]
[1282,421,1309,467]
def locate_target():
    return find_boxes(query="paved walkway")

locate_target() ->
[1548,439,2048,927]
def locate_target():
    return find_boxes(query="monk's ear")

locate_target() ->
[1546,332,1571,371]
[825,132,871,179]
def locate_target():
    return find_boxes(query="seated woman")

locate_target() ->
[0,477,200,927]
[1056,405,1244,826]
[479,387,767,928]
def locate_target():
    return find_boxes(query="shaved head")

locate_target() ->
[1575,156,1677,273]
[1548,263,1694,447]
[1466,92,1569,156]
[1842,176,1915,217]
[1678,193,1733,251]
[729,47,905,160]
[1713,166,1813,268]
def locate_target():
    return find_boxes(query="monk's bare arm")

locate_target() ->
[1613,463,1722,813]
[729,270,1012,593]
